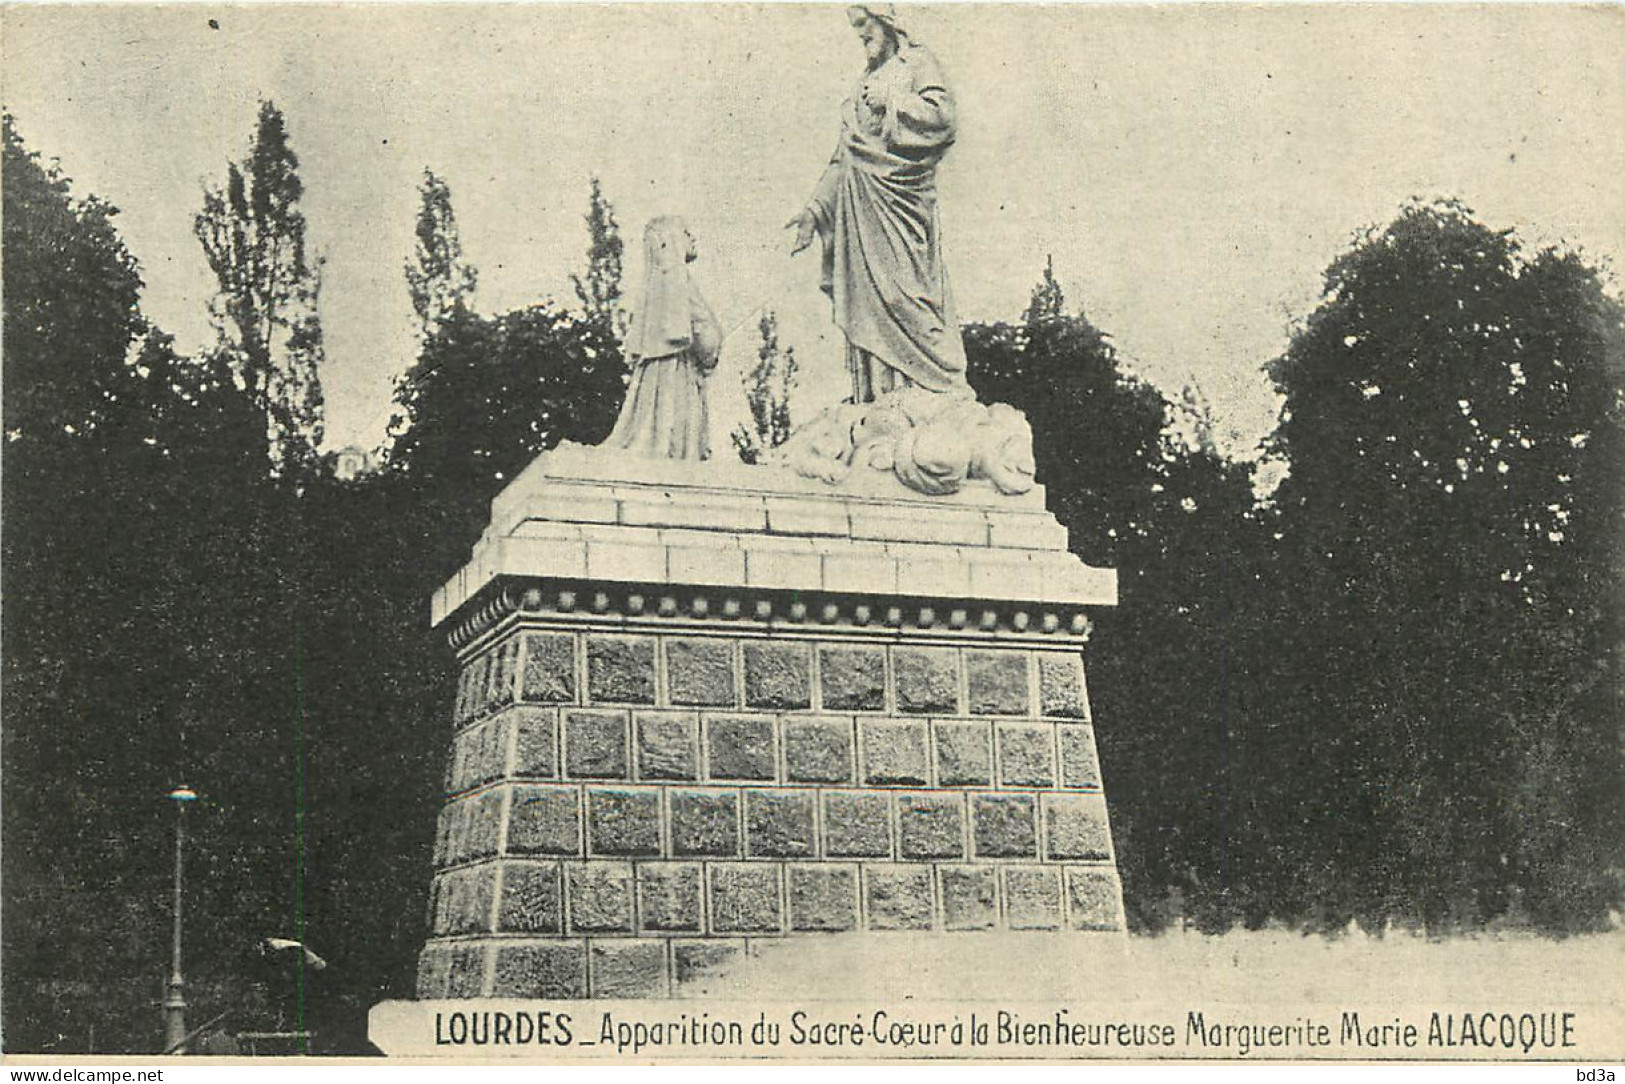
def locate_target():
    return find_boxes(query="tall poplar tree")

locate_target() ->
[404,168,478,342]
[571,175,623,331]
[732,310,799,464]
[195,101,327,474]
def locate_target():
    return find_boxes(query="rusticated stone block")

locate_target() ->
[898,792,965,859]
[998,723,1057,788]
[1059,725,1103,790]
[940,866,998,930]
[428,866,446,925]
[784,716,855,783]
[744,643,811,710]
[1004,867,1063,930]
[934,720,992,786]
[492,941,587,998]
[746,789,816,857]
[638,863,703,932]
[967,650,1031,716]
[456,789,505,862]
[861,719,929,785]
[497,861,562,933]
[442,734,461,793]
[705,715,775,782]
[587,636,656,705]
[591,940,668,998]
[670,789,740,857]
[471,720,508,791]
[473,645,499,713]
[587,787,662,857]
[444,738,461,794]
[563,709,629,779]
[819,646,886,711]
[788,865,858,931]
[446,800,473,865]
[489,645,514,710]
[453,666,476,729]
[506,784,580,856]
[489,639,520,710]
[452,719,507,792]
[709,864,782,933]
[463,654,493,723]
[636,711,699,781]
[1038,653,1088,719]
[666,639,736,707]
[823,791,892,858]
[433,865,495,935]
[511,707,557,779]
[1044,792,1113,860]
[521,633,576,705]
[864,866,934,930]
[419,943,486,999]
[416,944,453,999]
[893,648,959,714]
[1066,867,1121,930]
[673,940,743,988]
[443,798,470,862]
[973,794,1037,858]
[448,942,488,999]
[568,862,634,933]
[432,805,453,865]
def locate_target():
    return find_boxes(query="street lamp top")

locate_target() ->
[168,786,198,803]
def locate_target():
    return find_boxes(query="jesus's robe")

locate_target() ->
[806,43,971,401]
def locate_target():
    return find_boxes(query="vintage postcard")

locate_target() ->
[2,1,1621,1066]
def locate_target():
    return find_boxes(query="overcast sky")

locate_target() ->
[5,3,1622,455]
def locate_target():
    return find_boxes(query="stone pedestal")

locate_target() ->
[415,444,1124,1000]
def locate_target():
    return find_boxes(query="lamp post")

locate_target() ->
[163,785,198,1054]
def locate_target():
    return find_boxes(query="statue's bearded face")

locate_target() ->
[848,9,892,65]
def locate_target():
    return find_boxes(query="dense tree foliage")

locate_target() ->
[4,114,305,1052]
[2,120,143,453]
[5,133,636,1050]
[1264,200,1624,932]
[389,302,624,579]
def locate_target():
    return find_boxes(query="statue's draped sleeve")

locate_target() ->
[806,49,956,233]
[808,145,842,256]
[689,287,722,374]
[882,48,955,155]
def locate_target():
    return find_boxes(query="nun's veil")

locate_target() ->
[625,215,694,362]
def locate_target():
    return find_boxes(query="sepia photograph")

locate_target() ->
[2,1,1622,1064]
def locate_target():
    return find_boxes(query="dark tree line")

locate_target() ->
[2,112,624,1053]
[1257,201,1624,931]
[964,201,1623,936]
[4,94,1620,1060]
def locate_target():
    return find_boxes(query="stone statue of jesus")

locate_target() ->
[787,4,972,403]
